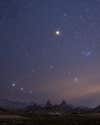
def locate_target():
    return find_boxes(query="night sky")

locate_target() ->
[1,0,100,107]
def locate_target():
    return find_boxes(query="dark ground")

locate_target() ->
[0,113,100,125]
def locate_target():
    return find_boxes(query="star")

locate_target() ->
[81,50,92,57]
[29,90,33,94]
[64,13,67,17]
[32,69,35,73]
[74,77,79,83]
[49,65,54,70]
[55,30,60,36]
[12,83,16,87]
[20,88,24,91]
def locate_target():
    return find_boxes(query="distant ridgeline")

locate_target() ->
[25,100,92,115]
[0,99,100,115]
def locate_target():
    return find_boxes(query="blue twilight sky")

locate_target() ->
[0,0,100,107]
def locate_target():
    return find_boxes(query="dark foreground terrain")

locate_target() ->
[1,113,100,125]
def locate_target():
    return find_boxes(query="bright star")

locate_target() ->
[55,30,60,36]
